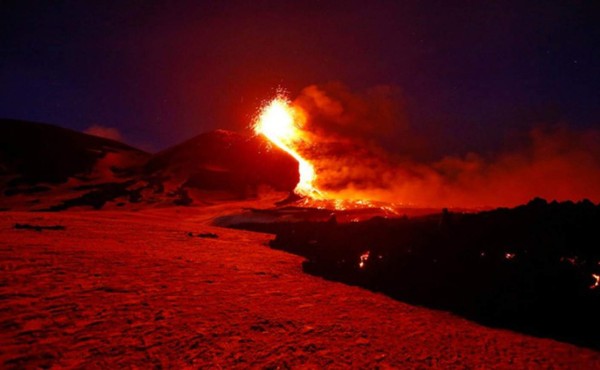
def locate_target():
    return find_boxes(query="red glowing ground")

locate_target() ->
[1,203,599,368]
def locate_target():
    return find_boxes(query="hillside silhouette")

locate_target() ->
[0,120,298,211]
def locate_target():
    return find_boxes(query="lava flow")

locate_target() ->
[253,96,397,214]
[254,97,321,198]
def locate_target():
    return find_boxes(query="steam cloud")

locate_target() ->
[292,83,600,208]
[84,125,123,142]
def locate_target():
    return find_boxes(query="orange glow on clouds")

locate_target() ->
[253,85,600,209]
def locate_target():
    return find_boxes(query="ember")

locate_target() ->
[359,251,370,269]
[591,274,600,290]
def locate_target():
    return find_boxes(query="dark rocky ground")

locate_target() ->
[229,198,600,349]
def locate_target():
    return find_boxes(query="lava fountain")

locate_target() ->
[254,97,321,198]
[254,96,395,214]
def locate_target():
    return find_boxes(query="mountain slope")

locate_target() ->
[0,121,300,210]
[145,129,299,195]
[0,119,149,186]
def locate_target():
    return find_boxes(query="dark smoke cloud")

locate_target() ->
[295,82,408,141]
[292,83,600,208]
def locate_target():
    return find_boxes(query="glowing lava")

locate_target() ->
[591,273,600,290]
[254,97,320,198]
[253,96,393,213]
[359,251,370,269]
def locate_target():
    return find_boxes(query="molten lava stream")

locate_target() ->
[254,97,321,199]
[254,97,386,213]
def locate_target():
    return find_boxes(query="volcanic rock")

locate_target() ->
[144,129,299,196]
[0,119,149,186]
[0,122,300,210]
[0,119,151,211]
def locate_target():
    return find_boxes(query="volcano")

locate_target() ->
[1,119,599,368]
[144,129,299,196]
[0,120,300,211]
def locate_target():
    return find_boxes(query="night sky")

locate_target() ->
[1,1,598,152]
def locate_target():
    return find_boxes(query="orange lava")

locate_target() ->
[591,273,600,289]
[253,96,387,211]
[253,97,321,198]
[253,96,395,213]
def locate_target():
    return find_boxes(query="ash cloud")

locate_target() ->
[292,83,600,208]
[295,82,408,141]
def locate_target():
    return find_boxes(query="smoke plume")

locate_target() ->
[292,83,600,208]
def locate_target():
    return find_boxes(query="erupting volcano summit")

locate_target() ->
[253,97,320,198]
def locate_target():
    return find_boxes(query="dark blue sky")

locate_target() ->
[1,1,598,152]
